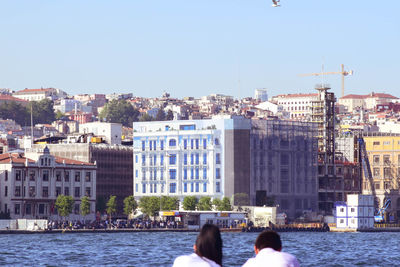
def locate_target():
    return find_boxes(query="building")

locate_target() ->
[13,88,68,101]
[362,134,400,220]
[32,143,133,215]
[338,93,399,112]
[0,147,96,220]
[0,95,28,107]
[133,116,319,219]
[335,194,374,229]
[79,122,122,145]
[254,89,268,102]
[271,93,319,119]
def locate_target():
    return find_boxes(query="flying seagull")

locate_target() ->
[272,0,281,7]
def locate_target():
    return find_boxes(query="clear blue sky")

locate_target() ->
[0,0,399,99]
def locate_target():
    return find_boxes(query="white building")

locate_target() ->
[0,147,96,220]
[335,194,374,229]
[79,122,122,145]
[254,89,268,102]
[133,118,226,201]
[13,88,68,101]
[272,93,319,119]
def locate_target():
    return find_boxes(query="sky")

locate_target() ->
[0,0,399,99]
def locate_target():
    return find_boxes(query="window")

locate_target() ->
[191,183,194,192]
[169,154,176,165]
[184,169,188,180]
[160,169,164,180]
[373,155,380,165]
[160,155,164,166]
[14,204,20,215]
[149,140,153,151]
[195,168,199,179]
[142,155,146,166]
[195,153,199,165]
[15,170,22,181]
[142,169,146,180]
[383,155,390,165]
[216,182,221,193]
[191,168,194,180]
[280,154,289,165]
[373,141,380,146]
[64,171,70,182]
[135,155,138,163]
[203,153,207,164]
[384,168,391,178]
[191,139,194,149]
[42,186,48,197]
[42,170,49,182]
[74,187,80,198]
[169,139,176,147]
[216,168,221,179]
[170,183,176,193]
[153,155,157,165]
[85,187,91,197]
[203,139,207,149]
[216,153,221,164]
[56,187,61,197]
[142,184,146,193]
[154,169,157,180]
[29,186,36,197]
[375,183,380,190]
[135,184,138,193]
[373,168,380,177]
[195,183,199,192]
[74,204,80,215]
[184,140,187,149]
[85,172,91,182]
[142,141,145,151]
[191,154,194,165]
[56,171,61,182]
[383,141,390,145]
[15,186,21,197]
[184,154,188,165]
[203,183,207,192]
[25,204,31,215]
[280,181,289,193]
[135,170,138,178]
[203,167,207,179]
[160,140,164,150]
[214,138,220,145]
[4,170,7,181]
[154,184,157,193]
[4,186,7,197]
[64,187,70,196]
[169,169,177,179]
[75,172,81,182]
[195,139,199,149]
[184,183,187,193]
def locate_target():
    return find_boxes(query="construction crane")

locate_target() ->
[299,64,353,98]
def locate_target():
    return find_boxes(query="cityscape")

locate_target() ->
[1,1,399,266]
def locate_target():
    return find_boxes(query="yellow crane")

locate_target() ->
[299,64,353,97]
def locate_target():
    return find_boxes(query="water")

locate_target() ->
[0,232,399,266]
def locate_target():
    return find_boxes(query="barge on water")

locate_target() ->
[242,223,330,232]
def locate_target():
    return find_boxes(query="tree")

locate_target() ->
[55,195,74,220]
[197,197,212,211]
[29,99,56,124]
[166,110,174,120]
[106,195,117,226]
[0,101,29,126]
[96,196,107,213]
[139,113,154,122]
[55,110,65,120]
[233,193,250,206]
[155,108,166,121]
[123,195,138,217]
[212,198,222,210]
[99,99,140,126]
[160,196,179,211]
[183,196,198,211]
[220,197,232,211]
[139,196,160,217]
[80,196,91,220]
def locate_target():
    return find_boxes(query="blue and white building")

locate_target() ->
[336,194,374,229]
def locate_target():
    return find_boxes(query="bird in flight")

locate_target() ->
[272,0,281,7]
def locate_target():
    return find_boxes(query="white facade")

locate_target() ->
[336,194,374,229]
[274,93,318,119]
[254,89,268,102]
[79,122,122,145]
[133,118,230,201]
[0,148,96,220]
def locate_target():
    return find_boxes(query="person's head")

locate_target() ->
[194,224,223,265]
[254,230,282,254]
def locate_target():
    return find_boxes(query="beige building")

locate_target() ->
[0,147,96,220]
[271,93,319,119]
[339,93,398,112]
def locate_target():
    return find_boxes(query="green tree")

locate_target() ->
[80,196,91,220]
[139,113,154,122]
[220,197,232,211]
[166,110,174,120]
[139,196,160,217]
[55,110,65,120]
[99,99,140,126]
[233,193,250,206]
[29,99,56,124]
[212,198,222,210]
[0,101,29,126]
[106,195,117,225]
[123,195,138,217]
[155,108,166,121]
[96,196,107,213]
[55,195,74,220]
[183,196,198,211]
[160,196,179,211]
[198,197,212,211]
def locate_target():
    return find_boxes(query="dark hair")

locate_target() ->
[255,230,282,251]
[195,224,223,265]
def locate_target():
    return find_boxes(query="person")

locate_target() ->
[242,230,299,267]
[172,224,223,267]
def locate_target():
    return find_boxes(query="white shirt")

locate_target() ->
[172,253,221,267]
[242,248,300,267]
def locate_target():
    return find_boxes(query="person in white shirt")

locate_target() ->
[242,230,300,267]
[172,224,223,267]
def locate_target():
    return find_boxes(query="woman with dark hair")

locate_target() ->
[172,224,223,267]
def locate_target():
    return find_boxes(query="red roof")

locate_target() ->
[14,88,52,94]
[341,93,398,100]
[0,153,94,166]
[54,156,94,166]
[276,93,318,99]
[0,94,28,102]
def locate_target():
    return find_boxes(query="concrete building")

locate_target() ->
[32,143,133,215]
[254,89,268,102]
[79,122,122,145]
[338,93,398,112]
[0,95,28,107]
[133,116,319,219]
[272,93,319,119]
[335,194,374,229]
[0,147,96,220]
[13,88,68,101]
